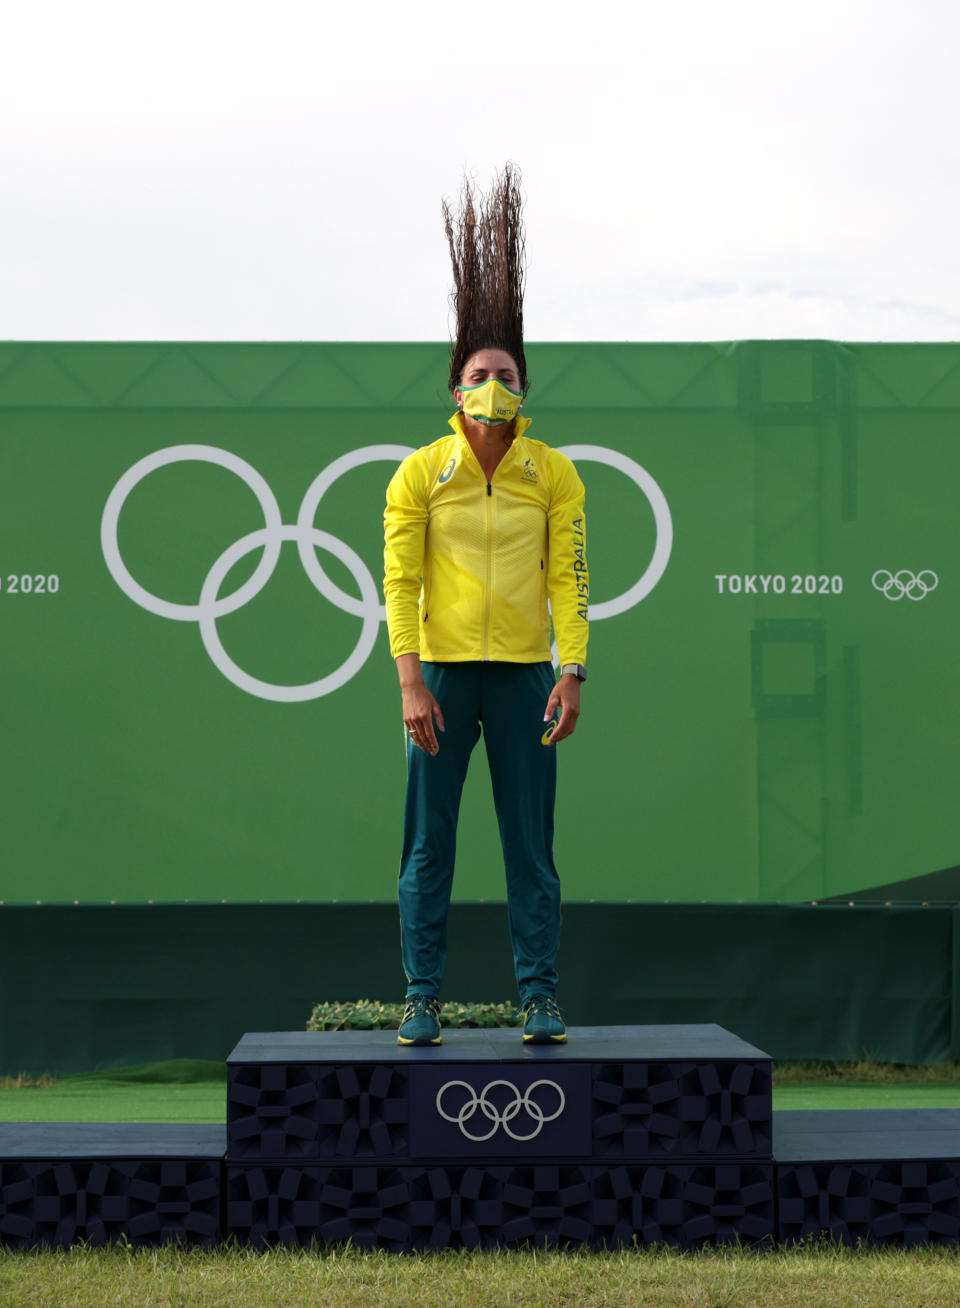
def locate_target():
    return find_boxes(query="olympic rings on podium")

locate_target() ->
[435,1078,566,1141]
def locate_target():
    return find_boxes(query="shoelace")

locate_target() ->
[520,995,562,1019]
[403,994,440,1022]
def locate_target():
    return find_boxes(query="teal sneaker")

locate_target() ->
[397,994,442,1046]
[520,994,567,1044]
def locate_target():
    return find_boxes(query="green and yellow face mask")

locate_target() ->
[459,377,523,426]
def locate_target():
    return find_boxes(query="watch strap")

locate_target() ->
[560,663,587,682]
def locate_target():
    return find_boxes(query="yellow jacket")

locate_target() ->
[384,413,588,665]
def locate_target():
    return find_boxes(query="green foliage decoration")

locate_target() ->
[306,999,523,1032]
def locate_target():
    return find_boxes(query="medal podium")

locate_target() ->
[3,1025,960,1249]
[224,1024,776,1249]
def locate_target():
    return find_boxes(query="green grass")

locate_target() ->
[0,1081,226,1123]
[3,1243,960,1307]
[773,1082,960,1111]
[773,1059,960,1111]
[3,1059,960,1123]
[773,1059,960,1084]
[0,1060,226,1124]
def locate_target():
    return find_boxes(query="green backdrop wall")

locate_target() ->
[0,903,956,1075]
[1,340,958,1071]
[1,340,957,907]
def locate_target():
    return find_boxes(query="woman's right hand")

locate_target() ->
[402,680,445,755]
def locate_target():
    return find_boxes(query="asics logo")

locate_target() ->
[101,443,672,701]
[435,1078,565,1142]
[872,569,939,601]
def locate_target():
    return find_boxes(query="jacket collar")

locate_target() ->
[448,411,532,440]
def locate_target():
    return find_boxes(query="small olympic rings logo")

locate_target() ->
[435,1078,566,1142]
[871,569,939,601]
[101,442,672,701]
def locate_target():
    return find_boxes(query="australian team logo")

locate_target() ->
[102,443,673,702]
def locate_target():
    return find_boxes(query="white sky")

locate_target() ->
[2,0,958,342]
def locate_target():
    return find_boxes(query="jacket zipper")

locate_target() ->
[482,481,493,660]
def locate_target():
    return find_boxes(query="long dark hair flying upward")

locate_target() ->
[443,163,528,395]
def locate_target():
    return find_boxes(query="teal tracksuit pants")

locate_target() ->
[398,660,560,1002]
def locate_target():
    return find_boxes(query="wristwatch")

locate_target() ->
[560,664,587,682]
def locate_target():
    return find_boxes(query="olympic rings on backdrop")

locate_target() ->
[871,569,939,601]
[435,1079,566,1142]
[101,443,672,701]
[101,443,414,702]
[557,445,672,619]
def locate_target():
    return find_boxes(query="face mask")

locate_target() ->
[459,377,523,426]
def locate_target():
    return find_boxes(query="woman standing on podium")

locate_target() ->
[383,165,589,1047]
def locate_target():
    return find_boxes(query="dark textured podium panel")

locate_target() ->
[228,1062,411,1161]
[775,1109,960,1247]
[226,1025,772,1162]
[590,1058,770,1158]
[0,1124,224,1250]
[226,1161,775,1250]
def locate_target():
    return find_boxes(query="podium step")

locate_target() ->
[774,1108,960,1247]
[226,1160,775,1250]
[223,1024,776,1249]
[0,1123,225,1249]
[226,1024,773,1164]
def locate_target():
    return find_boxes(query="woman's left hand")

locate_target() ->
[543,674,581,745]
